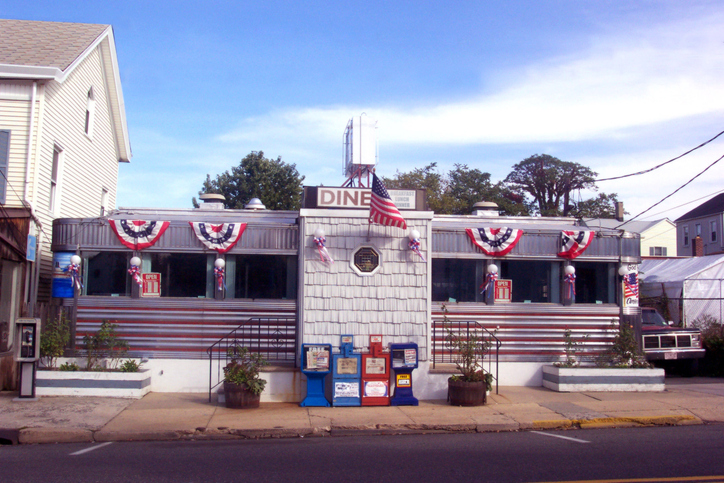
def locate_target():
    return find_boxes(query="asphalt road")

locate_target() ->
[2,424,724,482]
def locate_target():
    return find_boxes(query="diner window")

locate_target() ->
[233,255,296,299]
[573,262,615,304]
[500,260,559,303]
[150,253,207,298]
[431,259,478,302]
[85,251,130,296]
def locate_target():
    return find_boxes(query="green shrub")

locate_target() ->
[120,359,143,373]
[82,321,129,371]
[596,321,650,368]
[40,313,71,369]
[692,314,724,376]
[59,361,80,371]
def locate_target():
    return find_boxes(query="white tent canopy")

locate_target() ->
[640,254,724,326]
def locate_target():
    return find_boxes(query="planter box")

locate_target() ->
[36,369,151,398]
[542,365,665,392]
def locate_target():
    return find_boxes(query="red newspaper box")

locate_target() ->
[361,335,390,406]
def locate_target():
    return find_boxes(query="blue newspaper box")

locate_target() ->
[390,342,419,406]
[300,343,331,407]
[331,335,361,406]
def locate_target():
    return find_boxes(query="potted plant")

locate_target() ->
[444,306,493,406]
[223,346,268,409]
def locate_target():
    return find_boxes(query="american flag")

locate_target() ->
[623,272,639,298]
[369,173,407,230]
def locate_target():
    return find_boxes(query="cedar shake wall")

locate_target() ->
[300,209,433,360]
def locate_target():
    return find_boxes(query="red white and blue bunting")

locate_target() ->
[109,220,170,250]
[189,222,247,253]
[465,227,523,257]
[558,231,595,259]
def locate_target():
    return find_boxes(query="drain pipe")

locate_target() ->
[23,81,43,310]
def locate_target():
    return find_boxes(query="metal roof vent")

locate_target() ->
[198,193,225,210]
[245,198,266,210]
[472,201,499,217]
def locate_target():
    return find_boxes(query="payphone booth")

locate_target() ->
[300,343,331,407]
[14,318,41,399]
[361,335,390,406]
[390,342,419,406]
[331,335,361,406]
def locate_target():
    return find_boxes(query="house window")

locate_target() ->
[711,221,717,242]
[85,87,95,137]
[683,226,689,246]
[649,247,667,257]
[100,188,109,216]
[696,224,702,237]
[50,146,63,214]
[85,252,130,296]
[0,130,10,204]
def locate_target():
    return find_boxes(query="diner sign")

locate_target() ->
[317,187,417,210]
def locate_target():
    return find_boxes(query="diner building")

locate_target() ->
[50,189,640,401]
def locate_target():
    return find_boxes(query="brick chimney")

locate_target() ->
[693,236,704,257]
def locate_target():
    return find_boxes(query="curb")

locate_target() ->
[531,415,703,430]
[7,414,705,444]
[19,428,93,444]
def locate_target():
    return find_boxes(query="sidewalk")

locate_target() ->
[2,378,723,445]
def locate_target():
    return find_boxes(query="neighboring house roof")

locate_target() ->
[0,19,108,72]
[582,218,671,234]
[676,193,724,222]
[0,19,131,163]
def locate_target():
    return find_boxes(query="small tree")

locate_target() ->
[83,321,129,371]
[40,313,71,369]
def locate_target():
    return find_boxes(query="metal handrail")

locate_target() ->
[207,317,297,402]
[432,319,502,395]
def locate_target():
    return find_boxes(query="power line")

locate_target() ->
[639,187,724,220]
[596,129,724,182]
[616,152,724,228]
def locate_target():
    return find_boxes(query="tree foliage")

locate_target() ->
[505,154,598,217]
[570,192,623,219]
[193,151,305,210]
[382,163,529,216]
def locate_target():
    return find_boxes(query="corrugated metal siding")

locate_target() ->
[53,219,299,253]
[432,229,638,259]
[432,302,619,363]
[301,214,431,359]
[76,297,297,359]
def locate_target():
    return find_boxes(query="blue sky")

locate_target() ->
[5,1,724,221]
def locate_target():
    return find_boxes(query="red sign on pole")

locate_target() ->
[142,272,161,297]
[494,279,512,303]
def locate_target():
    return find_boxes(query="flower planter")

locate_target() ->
[36,369,152,398]
[542,365,665,392]
[447,377,487,406]
[223,381,261,409]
